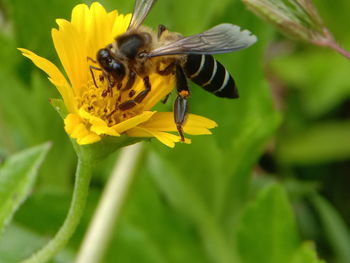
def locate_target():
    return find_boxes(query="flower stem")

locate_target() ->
[21,158,92,263]
[75,143,144,263]
[327,41,350,60]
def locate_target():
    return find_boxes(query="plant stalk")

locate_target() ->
[22,158,93,263]
[75,143,143,263]
[327,41,350,60]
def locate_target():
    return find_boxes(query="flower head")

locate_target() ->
[242,0,329,44]
[19,2,217,147]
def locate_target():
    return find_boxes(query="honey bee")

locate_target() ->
[90,0,257,141]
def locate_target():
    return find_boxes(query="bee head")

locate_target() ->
[97,48,125,81]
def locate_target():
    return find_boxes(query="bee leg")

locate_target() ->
[174,64,190,142]
[101,74,116,97]
[89,65,103,89]
[157,62,175,76]
[118,76,151,110]
[122,71,136,91]
[158,24,167,39]
[87,56,97,63]
[134,76,151,103]
[161,93,171,104]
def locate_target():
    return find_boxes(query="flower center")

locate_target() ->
[77,76,143,126]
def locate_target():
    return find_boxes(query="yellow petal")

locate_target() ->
[18,48,76,113]
[77,133,101,145]
[142,73,176,110]
[52,19,88,96]
[90,125,120,136]
[85,2,121,56]
[111,13,132,38]
[64,112,102,144]
[64,113,82,134]
[111,111,156,134]
[107,10,118,25]
[139,112,218,135]
[70,123,90,139]
[127,127,191,148]
[78,108,105,125]
[71,4,90,42]
[78,108,121,136]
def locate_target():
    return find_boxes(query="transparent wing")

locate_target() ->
[128,0,157,31]
[148,24,257,57]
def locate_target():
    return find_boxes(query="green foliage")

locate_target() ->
[311,194,350,263]
[237,184,300,263]
[291,242,325,263]
[0,0,349,262]
[278,121,350,164]
[0,143,51,234]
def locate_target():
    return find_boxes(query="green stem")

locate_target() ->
[75,143,143,263]
[21,158,92,263]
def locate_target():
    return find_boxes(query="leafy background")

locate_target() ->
[0,0,349,262]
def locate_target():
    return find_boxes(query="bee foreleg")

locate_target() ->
[89,65,103,89]
[102,74,116,97]
[158,24,167,39]
[174,64,190,142]
[134,76,151,103]
[122,71,136,91]
[118,76,151,111]
[106,75,116,89]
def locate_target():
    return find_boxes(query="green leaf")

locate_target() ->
[271,50,350,117]
[311,194,350,263]
[0,142,51,234]
[0,223,74,263]
[278,121,350,165]
[147,150,239,263]
[237,184,300,263]
[105,170,208,263]
[291,242,326,263]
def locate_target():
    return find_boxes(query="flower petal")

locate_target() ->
[83,2,129,57]
[142,73,176,110]
[64,113,101,144]
[111,13,132,38]
[18,48,76,113]
[78,108,120,136]
[138,112,218,135]
[71,4,90,42]
[52,20,88,96]
[127,127,191,148]
[64,113,82,134]
[78,133,101,145]
[111,111,156,134]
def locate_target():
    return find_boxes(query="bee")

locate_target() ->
[90,0,257,141]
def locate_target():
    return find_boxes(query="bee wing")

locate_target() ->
[148,24,257,57]
[128,0,157,31]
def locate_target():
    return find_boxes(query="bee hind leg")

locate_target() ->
[174,64,190,142]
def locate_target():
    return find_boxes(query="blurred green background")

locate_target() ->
[0,0,350,262]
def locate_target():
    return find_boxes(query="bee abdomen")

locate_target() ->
[184,54,238,98]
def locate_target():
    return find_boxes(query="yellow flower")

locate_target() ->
[19,2,217,148]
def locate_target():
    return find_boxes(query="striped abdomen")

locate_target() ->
[183,54,238,98]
